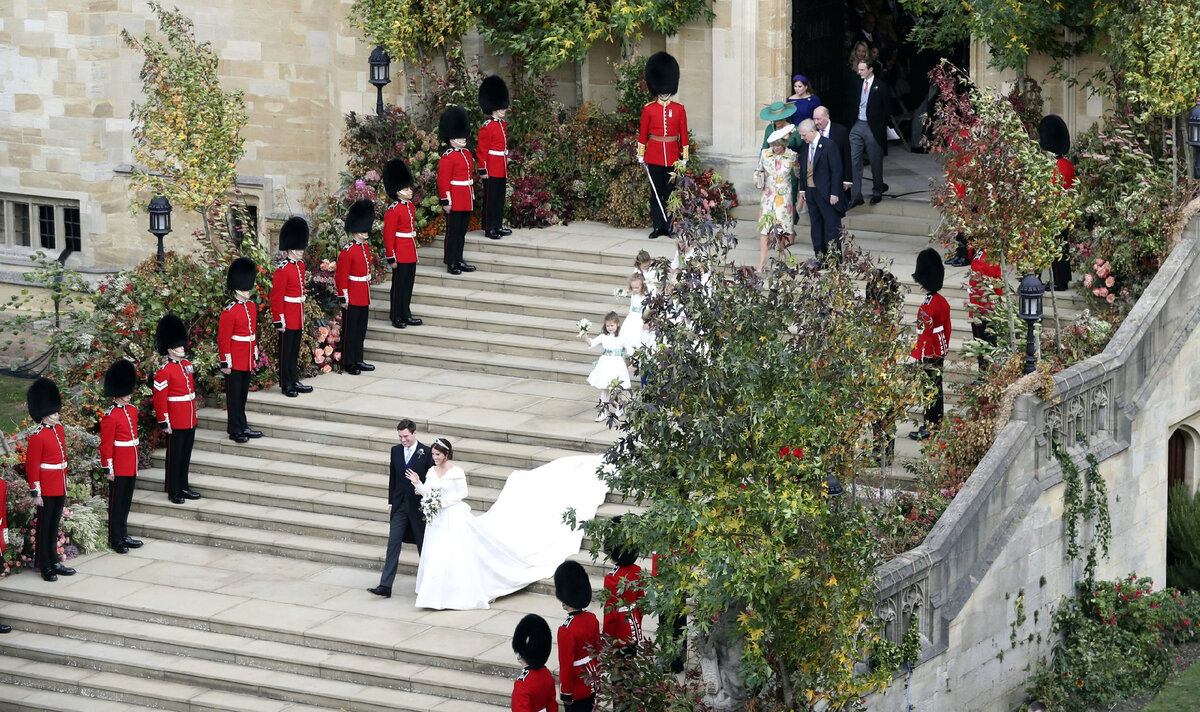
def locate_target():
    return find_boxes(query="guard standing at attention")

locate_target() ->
[271,216,312,397]
[909,248,951,441]
[25,377,75,581]
[382,157,422,329]
[511,613,558,712]
[477,75,513,241]
[437,106,477,275]
[218,257,262,443]
[637,51,688,240]
[555,560,600,712]
[100,359,142,553]
[336,199,377,375]
[153,313,202,504]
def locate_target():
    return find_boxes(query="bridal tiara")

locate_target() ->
[434,437,451,449]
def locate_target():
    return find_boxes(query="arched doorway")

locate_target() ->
[1169,429,1192,492]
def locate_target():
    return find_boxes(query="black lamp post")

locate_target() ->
[368,45,391,115]
[1017,272,1045,374]
[826,474,844,511]
[1187,102,1200,179]
[148,196,172,272]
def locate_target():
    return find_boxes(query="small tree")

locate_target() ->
[347,0,474,65]
[584,170,924,711]
[121,2,247,246]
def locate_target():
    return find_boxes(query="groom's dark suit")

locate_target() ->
[377,440,434,588]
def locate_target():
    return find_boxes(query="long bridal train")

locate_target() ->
[414,454,609,610]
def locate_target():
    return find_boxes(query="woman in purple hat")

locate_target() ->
[787,74,822,125]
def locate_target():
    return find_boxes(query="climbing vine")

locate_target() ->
[1053,436,1112,586]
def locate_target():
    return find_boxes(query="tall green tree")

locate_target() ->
[121,1,247,242]
[347,0,475,65]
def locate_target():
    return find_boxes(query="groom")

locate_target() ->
[368,419,434,598]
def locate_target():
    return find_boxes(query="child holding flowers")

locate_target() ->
[580,312,631,421]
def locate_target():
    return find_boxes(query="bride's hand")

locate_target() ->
[405,469,420,484]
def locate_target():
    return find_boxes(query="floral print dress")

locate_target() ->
[755,148,798,234]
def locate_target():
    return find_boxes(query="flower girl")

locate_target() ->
[581,311,631,421]
[635,250,659,296]
[621,273,648,344]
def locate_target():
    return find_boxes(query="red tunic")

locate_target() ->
[911,293,952,360]
[603,564,644,645]
[1054,156,1076,190]
[99,403,139,478]
[335,241,372,307]
[638,100,689,166]
[437,148,476,212]
[270,258,306,331]
[511,666,558,712]
[0,478,8,553]
[383,199,418,264]
[968,250,1003,321]
[26,423,68,497]
[557,610,600,701]
[477,118,509,178]
[153,359,198,430]
[218,299,258,372]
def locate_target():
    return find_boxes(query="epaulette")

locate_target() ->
[341,243,353,251]
[482,118,492,127]
[516,668,529,682]
[275,258,289,269]
[223,301,237,312]
[104,405,115,416]
[387,201,398,210]
[560,613,575,627]
[442,148,456,156]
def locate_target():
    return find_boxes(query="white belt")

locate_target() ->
[349,275,370,282]
[488,150,506,156]
[167,394,195,402]
[616,606,632,613]
[232,334,255,342]
[932,326,944,334]
[40,462,66,470]
[573,656,592,666]
[114,439,139,447]
[394,231,415,238]
[450,180,473,186]
[283,295,305,303]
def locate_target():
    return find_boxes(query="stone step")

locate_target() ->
[363,338,594,383]
[407,247,637,286]
[0,602,513,707]
[409,266,629,304]
[384,278,626,322]
[361,321,597,365]
[421,228,640,267]
[0,679,166,712]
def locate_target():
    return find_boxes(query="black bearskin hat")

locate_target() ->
[554,560,592,610]
[479,75,511,114]
[912,247,945,293]
[383,158,414,201]
[278,216,309,252]
[645,52,680,96]
[226,257,257,292]
[27,377,61,422]
[512,614,552,669]
[344,199,375,234]
[155,313,188,355]
[438,106,470,143]
[605,515,639,568]
[1038,115,1070,157]
[103,359,137,399]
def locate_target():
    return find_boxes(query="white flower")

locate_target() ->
[613,288,629,298]
[577,318,592,336]
[419,488,443,522]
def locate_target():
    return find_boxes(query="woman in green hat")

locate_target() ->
[761,101,804,228]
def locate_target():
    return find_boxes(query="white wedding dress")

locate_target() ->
[412,454,609,610]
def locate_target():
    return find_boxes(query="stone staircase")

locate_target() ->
[0,197,1084,711]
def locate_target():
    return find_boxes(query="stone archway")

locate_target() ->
[1169,426,1198,494]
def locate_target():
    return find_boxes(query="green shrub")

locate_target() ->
[1168,484,1200,592]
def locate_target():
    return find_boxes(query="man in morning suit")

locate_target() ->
[368,418,434,598]
[813,106,853,207]
[849,60,890,206]
[796,119,845,258]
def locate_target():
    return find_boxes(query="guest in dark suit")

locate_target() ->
[796,119,845,258]
[813,106,853,207]
[368,418,434,598]
[849,60,890,206]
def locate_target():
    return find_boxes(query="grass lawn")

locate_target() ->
[0,374,32,434]
[1143,661,1200,711]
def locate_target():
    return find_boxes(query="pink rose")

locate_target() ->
[1106,293,1116,304]
[1105,276,1115,288]
[321,365,332,373]
[1092,288,1104,297]
[1083,274,1093,287]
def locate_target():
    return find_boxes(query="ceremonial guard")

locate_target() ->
[271,216,312,397]
[1040,114,1075,291]
[0,475,10,631]
[219,257,262,443]
[437,106,477,275]
[511,613,558,712]
[382,158,422,329]
[100,359,142,553]
[555,560,600,712]
[909,248,951,441]
[637,51,688,240]
[25,377,75,581]
[153,313,202,504]
[477,75,513,240]
[603,517,644,650]
[336,199,377,375]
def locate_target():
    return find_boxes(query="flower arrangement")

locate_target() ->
[577,318,592,337]
[613,288,628,299]
[419,487,443,522]
[1081,257,1124,306]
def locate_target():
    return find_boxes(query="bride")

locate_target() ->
[407,437,608,610]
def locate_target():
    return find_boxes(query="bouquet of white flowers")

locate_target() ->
[577,318,592,337]
[613,288,629,298]
[419,488,443,522]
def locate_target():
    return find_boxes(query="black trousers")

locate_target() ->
[483,176,506,232]
[225,369,250,435]
[1051,228,1071,289]
[378,502,425,587]
[165,427,195,498]
[953,231,969,261]
[566,697,595,712]
[646,163,674,234]
[35,495,64,570]
[108,476,136,546]
[444,211,469,265]
[279,328,301,387]
[922,356,945,427]
[390,263,416,322]
[342,305,368,366]
[806,187,842,256]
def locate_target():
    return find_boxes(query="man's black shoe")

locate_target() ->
[344,365,361,375]
[447,265,462,275]
[486,230,502,240]
[0,624,11,633]
[648,229,661,239]
[282,386,299,396]
[405,317,423,326]
[880,183,889,193]
[169,496,185,504]
[230,432,249,443]
[53,563,75,576]
[41,569,57,582]
[392,319,407,329]
[113,543,130,554]
[907,426,932,441]
[356,362,375,372]
[243,429,263,439]
[458,262,476,272]
[293,382,313,393]
[850,198,865,208]
[367,585,392,598]
[124,537,143,548]
[947,256,970,267]
[498,227,512,236]
[869,195,882,205]
[181,490,202,500]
